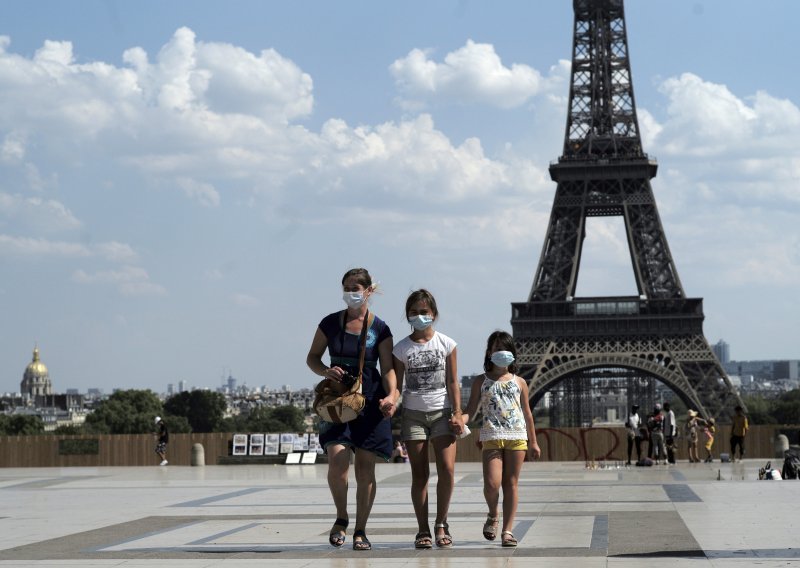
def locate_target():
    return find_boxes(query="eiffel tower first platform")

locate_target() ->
[511,0,743,425]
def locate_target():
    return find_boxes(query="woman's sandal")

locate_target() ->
[352,529,371,551]
[328,517,348,548]
[501,530,518,547]
[434,521,453,548]
[482,515,499,541]
[414,531,433,549]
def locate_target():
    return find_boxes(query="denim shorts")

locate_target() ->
[402,407,455,441]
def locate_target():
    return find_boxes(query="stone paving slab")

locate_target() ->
[0,460,798,567]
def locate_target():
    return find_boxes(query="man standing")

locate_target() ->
[648,404,665,465]
[155,416,169,466]
[730,405,749,462]
[625,404,642,465]
[663,402,677,464]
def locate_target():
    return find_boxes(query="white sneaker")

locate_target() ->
[160,460,168,466]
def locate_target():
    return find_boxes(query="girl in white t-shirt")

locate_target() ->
[393,289,463,549]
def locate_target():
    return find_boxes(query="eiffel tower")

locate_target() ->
[511,0,744,425]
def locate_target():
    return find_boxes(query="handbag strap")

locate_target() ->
[355,311,375,386]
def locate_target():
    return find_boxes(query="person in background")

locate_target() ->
[686,410,701,463]
[154,416,168,466]
[625,404,642,465]
[730,405,749,462]
[306,267,399,551]
[703,417,716,463]
[663,402,677,465]
[648,404,665,465]
[393,289,462,549]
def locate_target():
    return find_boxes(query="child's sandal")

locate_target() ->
[434,521,453,548]
[482,515,499,541]
[501,530,518,547]
[414,531,433,549]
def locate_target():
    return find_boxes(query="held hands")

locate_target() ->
[449,413,465,436]
[379,394,398,419]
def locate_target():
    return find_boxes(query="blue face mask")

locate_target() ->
[342,291,365,308]
[408,314,434,331]
[490,350,515,367]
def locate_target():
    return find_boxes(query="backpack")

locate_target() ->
[782,449,800,480]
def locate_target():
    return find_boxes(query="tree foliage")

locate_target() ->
[84,389,163,434]
[164,390,227,433]
[0,414,45,435]
[221,405,306,433]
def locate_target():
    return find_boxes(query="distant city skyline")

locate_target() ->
[1,1,799,393]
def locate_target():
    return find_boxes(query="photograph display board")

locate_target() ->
[232,434,248,456]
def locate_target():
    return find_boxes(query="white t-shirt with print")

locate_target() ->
[393,331,456,412]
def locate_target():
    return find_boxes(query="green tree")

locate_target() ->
[53,424,83,435]
[164,390,227,433]
[222,405,307,433]
[84,389,163,434]
[772,389,800,425]
[740,394,776,425]
[0,414,46,435]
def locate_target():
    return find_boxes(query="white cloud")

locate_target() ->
[0,192,81,232]
[176,177,220,207]
[231,293,260,308]
[654,73,800,160]
[0,234,137,263]
[72,265,166,296]
[390,40,548,109]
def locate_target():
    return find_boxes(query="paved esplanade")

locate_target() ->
[0,461,797,567]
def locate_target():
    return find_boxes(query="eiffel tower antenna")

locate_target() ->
[511,0,743,425]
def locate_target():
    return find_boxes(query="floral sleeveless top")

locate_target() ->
[479,374,528,442]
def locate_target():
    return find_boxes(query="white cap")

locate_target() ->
[155,416,161,424]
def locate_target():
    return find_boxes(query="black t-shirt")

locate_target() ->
[158,422,169,443]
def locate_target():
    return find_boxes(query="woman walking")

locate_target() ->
[306,268,399,551]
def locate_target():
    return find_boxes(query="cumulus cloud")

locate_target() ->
[0,234,137,263]
[72,265,166,296]
[390,40,551,109]
[654,73,800,159]
[0,192,81,231]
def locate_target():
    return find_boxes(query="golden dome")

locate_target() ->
[24,347,49,378]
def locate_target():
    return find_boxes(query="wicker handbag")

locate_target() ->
[313,312,373,423]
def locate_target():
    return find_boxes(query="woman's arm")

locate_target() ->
[307,327,344,380]
[378,337,399,417]
[518,376,540,461]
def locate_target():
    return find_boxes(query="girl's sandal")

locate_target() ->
[328,517,348,548]
[434,522,453,548]
[352,529,371,551]
[414,531,433,549]
[482,515,499,541]
[501,530,518,547]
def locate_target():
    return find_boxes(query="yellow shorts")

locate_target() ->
[482,439,527,451]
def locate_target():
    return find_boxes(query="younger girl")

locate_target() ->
[393,289,463,549]
[463,331,540,548]
[703,417,716,463]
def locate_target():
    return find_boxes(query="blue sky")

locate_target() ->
[1,1,799,394]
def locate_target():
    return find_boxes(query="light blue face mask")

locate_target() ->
[408,314,434,331]
[342,291,365,308]
[490,350,515,367]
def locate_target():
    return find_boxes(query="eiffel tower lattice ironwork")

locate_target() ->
[510,0,743,424]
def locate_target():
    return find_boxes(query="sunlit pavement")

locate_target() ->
[0,459,798,567]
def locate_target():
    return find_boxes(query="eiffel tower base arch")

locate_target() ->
[516,333,743,424]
